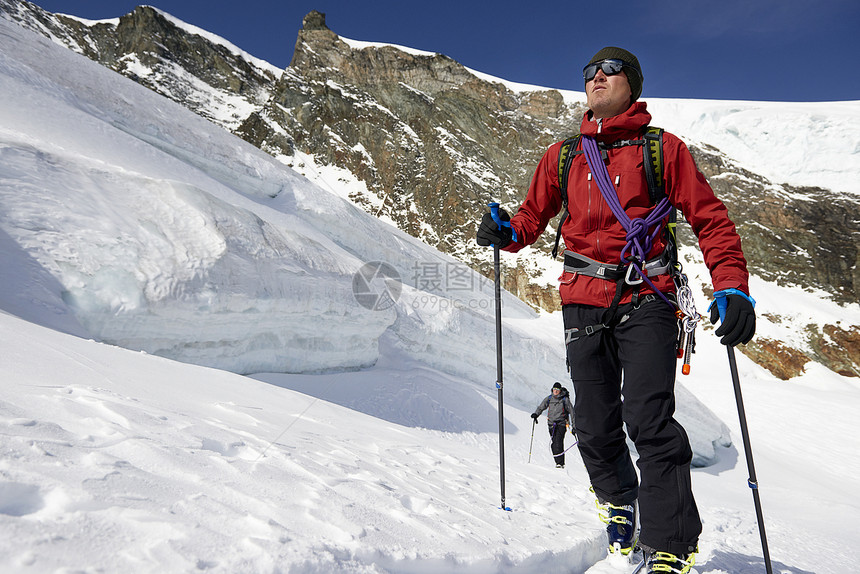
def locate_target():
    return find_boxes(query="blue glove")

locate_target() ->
[709,289,756,347]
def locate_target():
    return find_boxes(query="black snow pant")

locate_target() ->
[549,420,567,466]
[563,298,701,556]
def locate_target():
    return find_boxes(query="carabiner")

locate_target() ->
[624,262,644,286]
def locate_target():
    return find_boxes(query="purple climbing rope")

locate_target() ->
[580,134,676,308]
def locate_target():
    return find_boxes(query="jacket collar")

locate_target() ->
[580,101,652,142]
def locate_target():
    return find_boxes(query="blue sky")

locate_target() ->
[33,0,859,102]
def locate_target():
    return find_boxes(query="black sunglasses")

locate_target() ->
[583,59,631,82]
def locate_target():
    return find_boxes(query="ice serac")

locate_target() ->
[0,14,393,375]
[0,12,566,406]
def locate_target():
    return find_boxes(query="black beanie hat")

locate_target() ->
[586,46,643,101]
[552,382,562,390]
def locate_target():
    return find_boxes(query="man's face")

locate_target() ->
[552,388,561,395]
[585,67,632,119]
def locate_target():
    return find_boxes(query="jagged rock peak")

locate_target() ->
[302,11,328,31]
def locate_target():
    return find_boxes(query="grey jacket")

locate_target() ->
[533,388,573,427]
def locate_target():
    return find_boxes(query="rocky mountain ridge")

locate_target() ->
[2,1,857,378]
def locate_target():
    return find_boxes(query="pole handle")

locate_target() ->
[488,202,516,246]
[488,202,503,228]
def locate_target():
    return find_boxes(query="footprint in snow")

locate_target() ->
[0,482,44,516]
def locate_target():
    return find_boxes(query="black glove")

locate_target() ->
[530,413,539,420]
[476,210,513,248]
[710,293,756,347]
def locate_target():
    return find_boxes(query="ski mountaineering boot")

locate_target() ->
[642,547,696,573]
[595,495,638,554]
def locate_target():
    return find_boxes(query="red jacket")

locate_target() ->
[505,101,749,307]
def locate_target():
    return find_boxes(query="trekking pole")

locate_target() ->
[716,294,773,574]
[726,346,773,573]
[489,202,511,511]
[528,418,536,463]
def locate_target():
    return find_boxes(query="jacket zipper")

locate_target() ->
[589,118,611,306]
[597,124,610,306]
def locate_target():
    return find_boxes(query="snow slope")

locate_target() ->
[7,308,857,574]
[1,14,859,574]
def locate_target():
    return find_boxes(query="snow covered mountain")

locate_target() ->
[1,7,860,574]
[3,2,858,381]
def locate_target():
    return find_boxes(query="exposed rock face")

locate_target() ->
[0,2,279,129]
[247,10,581,266]
[2,1,858,378]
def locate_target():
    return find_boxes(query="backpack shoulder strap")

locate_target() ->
[642,126,665,204]
[557,135,581,197]
[642,126,680,268]
[552,135,581,258]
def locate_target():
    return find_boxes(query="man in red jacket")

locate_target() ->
[477,47,755,573]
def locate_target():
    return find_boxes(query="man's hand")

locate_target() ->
[476,209,513,248]
[710,292,756,346]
